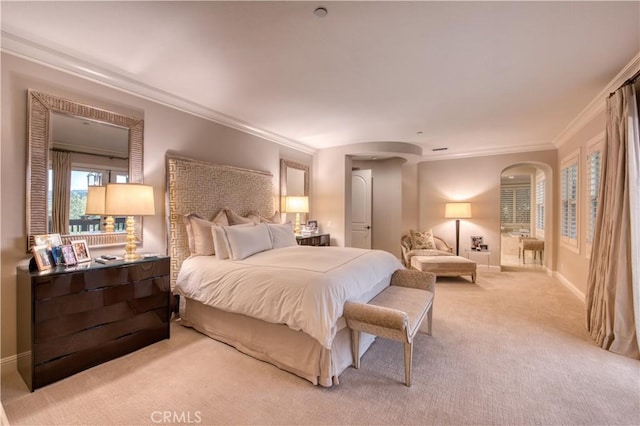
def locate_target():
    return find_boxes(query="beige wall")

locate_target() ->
[352,158,405,258]
[312,148,350,247]
[556,110,607,297]
[416,150,557,269]
[0,53,311,359]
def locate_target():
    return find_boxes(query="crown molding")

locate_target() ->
[420,142,558,162]
[1,31,316,155]
[553,52,640,148]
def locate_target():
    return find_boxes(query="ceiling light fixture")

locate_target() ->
[314,7,328,17]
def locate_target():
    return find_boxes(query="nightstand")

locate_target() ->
[17,256,171,391]
[296,233,330,246]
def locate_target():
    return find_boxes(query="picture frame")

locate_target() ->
[60,245,77,266]
[307,220,318,230]
[71,240,91,263]
[34,233,62,247]
[31,245,53,271]
[471,236,484,250]
[480,244,489,251]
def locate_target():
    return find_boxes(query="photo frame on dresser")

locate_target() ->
[31,245,53,271]
[61,245,77,266]
[72,240,91,263]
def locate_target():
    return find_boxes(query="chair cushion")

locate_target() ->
[411,255,477,274]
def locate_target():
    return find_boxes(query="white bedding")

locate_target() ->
[175,246,402,349]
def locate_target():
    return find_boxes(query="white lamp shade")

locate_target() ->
[285,196,309,213]
[104,183,155,216]
[85,186,106,215]
[444,202,472,219]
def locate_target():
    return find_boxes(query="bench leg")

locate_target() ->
[471,271,477,283]
[403,341,413,387]
[426,305,433,335]
[351,329,361,369]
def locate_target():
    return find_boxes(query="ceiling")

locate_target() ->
[2,1,639,159]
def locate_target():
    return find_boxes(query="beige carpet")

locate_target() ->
[2,271,639,425]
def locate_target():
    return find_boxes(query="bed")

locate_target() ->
[166,154,402,386]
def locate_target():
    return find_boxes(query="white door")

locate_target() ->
[351,169,372,249]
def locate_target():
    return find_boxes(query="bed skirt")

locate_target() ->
[179,298,376,387]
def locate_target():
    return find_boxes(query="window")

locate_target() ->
[587,149,602,244]
[501,185,530,227]
[561,152,579,250]
[535,177,545,234]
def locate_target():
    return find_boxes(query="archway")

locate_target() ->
[499,162,553,271]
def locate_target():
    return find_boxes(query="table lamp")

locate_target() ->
[444,202,472,256]
[105,183,155,260]
[285,196,309,234]
[85,185,115,232]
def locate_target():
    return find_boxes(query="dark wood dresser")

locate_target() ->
[17,256,171,391]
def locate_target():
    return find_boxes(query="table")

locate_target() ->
[465,249,491,268]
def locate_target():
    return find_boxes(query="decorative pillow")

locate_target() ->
[433,237,450,252]
[224,207,258,225]
[223,223,273,260]
[212,209,229,226]
[248,210,281,224]
[267,222,297,248]
[183,214,216,256]
[410,229,436,250]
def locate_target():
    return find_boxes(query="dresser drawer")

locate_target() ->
[33,258,170,301]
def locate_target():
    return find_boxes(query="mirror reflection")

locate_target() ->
[49,113,129,234]
[279,159,310,224]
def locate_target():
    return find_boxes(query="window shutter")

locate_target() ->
[587,151,601,243]
[536,179,545,231]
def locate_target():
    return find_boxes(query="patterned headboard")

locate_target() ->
[166,154,274,288]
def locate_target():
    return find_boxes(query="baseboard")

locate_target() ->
[1,352,28,374]
[1,354,17,374]
[553,271,586,303]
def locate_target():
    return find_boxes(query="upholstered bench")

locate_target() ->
[343,269,435,386]
[410,255,477,283]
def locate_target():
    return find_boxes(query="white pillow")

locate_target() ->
[267,222,297,248]
[212,225,231,260]
[183,214,215,256]
[223,223,273,260]
[212,222,256,260]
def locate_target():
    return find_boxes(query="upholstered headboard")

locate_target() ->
[166,154,274,287]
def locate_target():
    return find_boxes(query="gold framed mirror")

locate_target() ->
[26,90,144,250]
[280,159,309,214]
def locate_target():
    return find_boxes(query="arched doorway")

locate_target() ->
[500,162,553,271]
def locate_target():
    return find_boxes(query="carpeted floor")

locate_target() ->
[2,270,639,425]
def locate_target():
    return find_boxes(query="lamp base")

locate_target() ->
[104,215,114,233]
[294,213,301,235]
[123,216,140,261]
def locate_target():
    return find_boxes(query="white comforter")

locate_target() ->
[175,246,402,349]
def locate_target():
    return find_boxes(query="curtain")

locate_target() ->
[51,150,71,234]
[585,81,640,359]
